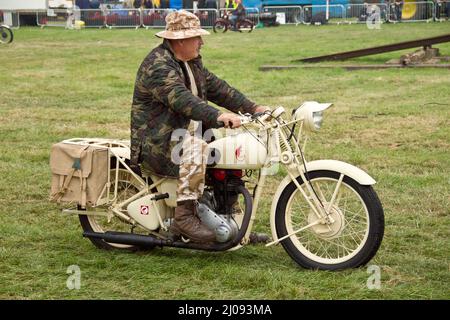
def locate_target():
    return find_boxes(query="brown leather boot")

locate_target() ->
[170,200,216,243]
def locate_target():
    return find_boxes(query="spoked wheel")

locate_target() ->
[79,168,152,251]
[213,20,228,33]
[275,170,384,270]
[0,25,13,44]
[237,19,254,33]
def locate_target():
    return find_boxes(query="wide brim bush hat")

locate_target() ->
[156,10,210,40]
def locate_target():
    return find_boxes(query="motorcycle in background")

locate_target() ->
[213,11,254,33]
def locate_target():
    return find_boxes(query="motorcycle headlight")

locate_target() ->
[312,111,323,130]
[293,101,333,132]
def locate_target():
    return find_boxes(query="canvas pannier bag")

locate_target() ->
[50,142,108,208]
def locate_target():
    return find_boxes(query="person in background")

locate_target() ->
[133,0,142,8]
[229,0,245,30]
[394,0,403,21]
[205,0,217,9]
[89,0,101,9]
[225,0,237,9]
[359,2,369,22]
[197,0,206,9]
[159,0,169,9]
[143,0,153,9]
[444,0,450,20]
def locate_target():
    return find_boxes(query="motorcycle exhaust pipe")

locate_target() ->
[83,229,251,251]
[83,230,231,250]
[83,231,165,248]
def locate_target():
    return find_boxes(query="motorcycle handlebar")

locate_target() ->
[251,112,265,119]
[214,111,272,129]
[213,120,243,128]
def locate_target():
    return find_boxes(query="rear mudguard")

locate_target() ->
[269,160,376,243]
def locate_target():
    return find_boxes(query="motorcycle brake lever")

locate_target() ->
[251,112,265,119]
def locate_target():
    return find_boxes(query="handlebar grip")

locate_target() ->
[213,121,225,128]
[215,120,237,128]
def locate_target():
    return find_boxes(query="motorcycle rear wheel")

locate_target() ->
[79,169,152,251]
[275,170,384,270]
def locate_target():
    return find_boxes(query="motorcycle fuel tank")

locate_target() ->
[208,132,267,170]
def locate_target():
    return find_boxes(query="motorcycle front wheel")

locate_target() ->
[275,170,384,270]
[213,20,228,33]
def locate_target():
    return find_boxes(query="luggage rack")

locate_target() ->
[61,138,131,160]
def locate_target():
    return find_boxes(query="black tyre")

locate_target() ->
[213,20,228,33]
[275,170,384,270]
[79,169,153,251]
[0,25,13,44]
[237,19,254,33]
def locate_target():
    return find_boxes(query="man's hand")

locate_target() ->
[217,113,241,129]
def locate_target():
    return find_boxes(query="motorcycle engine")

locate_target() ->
[198,191,239,243]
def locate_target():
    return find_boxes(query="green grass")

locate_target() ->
[0,23,449,299]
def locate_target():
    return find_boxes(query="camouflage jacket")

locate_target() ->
[131,40,257,178]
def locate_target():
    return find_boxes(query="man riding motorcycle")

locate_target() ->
[130,10,268,243]
[228,0,246,30]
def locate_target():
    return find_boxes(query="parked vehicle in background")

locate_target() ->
[0,0,74,26]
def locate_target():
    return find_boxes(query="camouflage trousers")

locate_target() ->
[177,135,208,202]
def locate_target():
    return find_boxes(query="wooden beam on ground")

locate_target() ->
[295,33,450,63]
[259,64,450,71]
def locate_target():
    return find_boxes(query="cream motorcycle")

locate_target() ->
[56,102,384,270]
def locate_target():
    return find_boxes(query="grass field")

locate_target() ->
[0,22,449,300]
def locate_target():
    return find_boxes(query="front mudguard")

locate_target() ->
[269,160,376,244]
